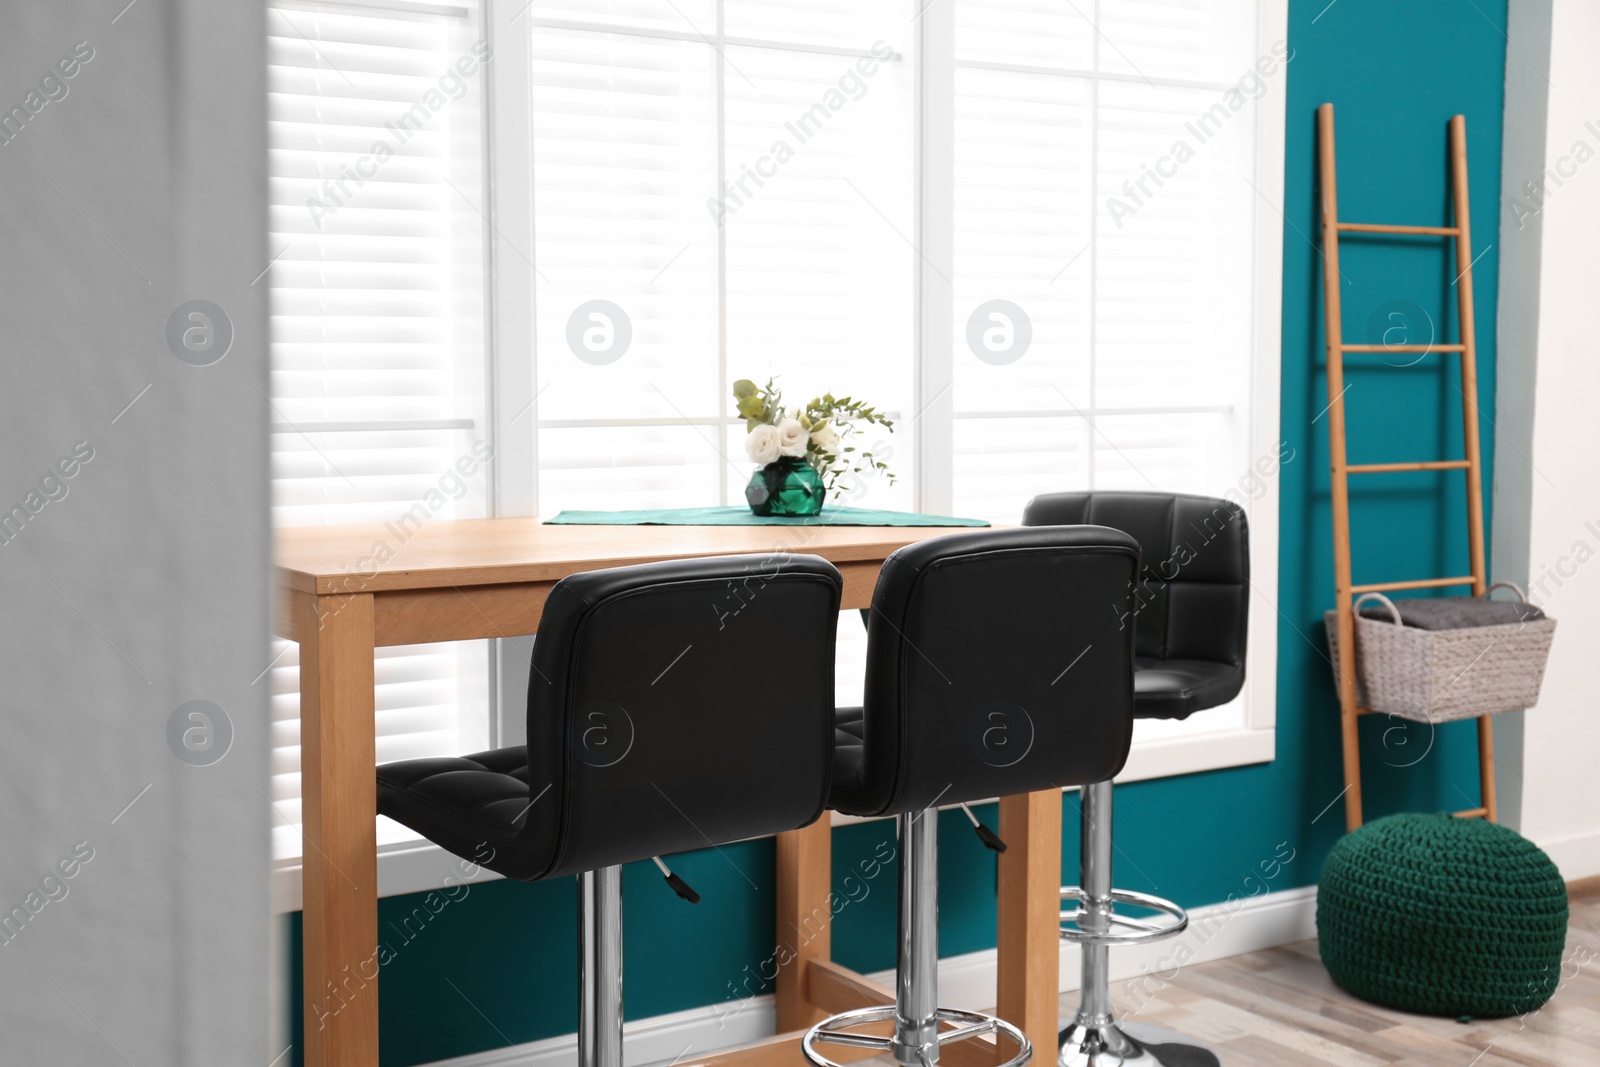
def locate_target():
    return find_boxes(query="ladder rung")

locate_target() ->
[1339,344,1466,353]
[1347,460,1471,474]
[1454,807,1488,819]
[1336,222,1461,236]
[1351,575,1476,594]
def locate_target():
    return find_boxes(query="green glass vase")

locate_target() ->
[745,458,825,517]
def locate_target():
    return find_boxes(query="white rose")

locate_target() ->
[776,417,808,458]
[809,424,840,454]
[745,424,781,465]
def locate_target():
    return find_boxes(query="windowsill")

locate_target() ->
[269,723,1273,913]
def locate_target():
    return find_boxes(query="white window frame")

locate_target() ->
[275,0,1286,909]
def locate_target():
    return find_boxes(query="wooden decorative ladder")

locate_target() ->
[1316,102,1495,832]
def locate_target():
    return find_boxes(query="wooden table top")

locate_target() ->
[275,516,977,595]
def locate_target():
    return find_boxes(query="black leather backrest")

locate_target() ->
[848,527,1140,817]
[521,553,841,879]
[1021,492,1249,666]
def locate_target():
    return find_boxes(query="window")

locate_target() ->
[500,0,1284,770]
[265,0,491,869]
[942,0,1263,516]
[923,0,1287,763]
[523,3,915,517]
[267,0,1283,901]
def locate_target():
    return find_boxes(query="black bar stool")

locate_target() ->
[375,553,844,1067]
[1024,492,1249,1067]
[804,526,1143,1067]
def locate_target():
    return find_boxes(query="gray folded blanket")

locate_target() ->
[1359,596,1545,630]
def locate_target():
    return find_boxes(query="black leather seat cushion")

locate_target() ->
[378,553,844,882]
[834,705,865,746]
[1133,657,1244,720]
[829,526,1141,818]
[378,747,541,880]
[832,706,866,800]
[1023,491,1248,721]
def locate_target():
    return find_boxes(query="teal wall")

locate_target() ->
[283,2,1510,1063]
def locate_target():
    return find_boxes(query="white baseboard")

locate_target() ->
[421,997,780,1067]
[418,884,1318,1067]
[1540,828,1600,882]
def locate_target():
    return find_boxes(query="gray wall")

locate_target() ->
[0,1,271,1062]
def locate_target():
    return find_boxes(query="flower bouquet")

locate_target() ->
[734,377,894,517]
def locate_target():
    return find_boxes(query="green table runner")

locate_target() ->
[544,505,988,527]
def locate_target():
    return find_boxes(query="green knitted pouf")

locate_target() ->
[1317,812,1568,1018]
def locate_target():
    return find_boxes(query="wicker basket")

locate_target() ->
[1324,583,1556,723]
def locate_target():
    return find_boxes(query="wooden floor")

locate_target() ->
[1081,885,1600,1066]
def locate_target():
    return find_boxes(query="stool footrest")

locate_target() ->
[802,1005,1031,1067]
[1059,885,1188,946]
[811,1028,892,1052]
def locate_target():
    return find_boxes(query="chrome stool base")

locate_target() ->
[1060,780,1219,1067]
[801,809,1033,1067]
[1058,1020,1220,1067]
[804,1005,1031,1067]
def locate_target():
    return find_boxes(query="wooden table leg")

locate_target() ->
[298,591,380,1067]
[997,789,1062,1061]
[774,814,833,1031]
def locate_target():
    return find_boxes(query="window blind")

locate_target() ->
[950,0,1262,526]
[526,7,912,510]
[525,6,914,705]
[266,1,489,861]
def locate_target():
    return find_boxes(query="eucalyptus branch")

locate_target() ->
[733,378,896,494]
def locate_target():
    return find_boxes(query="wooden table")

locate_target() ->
[276,518,1063,1067]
